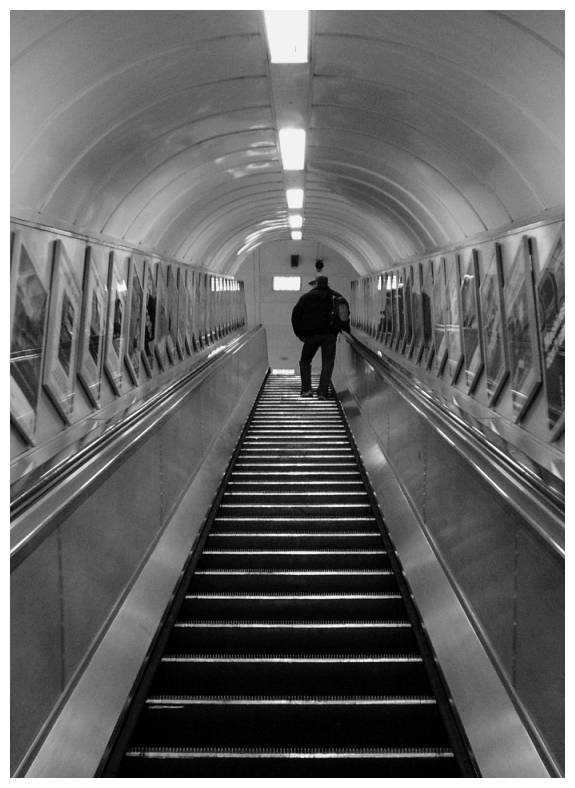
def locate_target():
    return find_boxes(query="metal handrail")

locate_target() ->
[10,326,263,565]
[343,333,564,558]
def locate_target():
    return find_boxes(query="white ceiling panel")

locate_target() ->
[11,10,563,274]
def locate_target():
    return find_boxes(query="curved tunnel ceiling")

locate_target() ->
[11,10,564,275]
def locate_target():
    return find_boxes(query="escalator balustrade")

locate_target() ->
[112,374,474,777]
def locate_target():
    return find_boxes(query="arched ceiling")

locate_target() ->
[11,10,564,275]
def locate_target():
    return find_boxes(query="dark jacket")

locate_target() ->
[291,284,349,340]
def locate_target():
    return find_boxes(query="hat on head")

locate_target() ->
[309,275,329,287]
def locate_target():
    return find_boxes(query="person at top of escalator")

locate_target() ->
[291,275,350,400]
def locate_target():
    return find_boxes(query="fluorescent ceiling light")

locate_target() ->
[279,129,306,170]
[289,214,303,229]
[286,188,304,209]
[264,11,309,63]
[291,231,302,241]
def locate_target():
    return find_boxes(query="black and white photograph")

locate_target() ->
[10,10,564,781]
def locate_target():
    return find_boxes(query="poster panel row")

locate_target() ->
[350,227,564,441]
[10,232,246,445]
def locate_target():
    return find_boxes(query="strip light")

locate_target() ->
[291,231,302,241]
[286,188,304,209]
[279,129,306,171]
[289,215,303,229]
[264,11,309,63]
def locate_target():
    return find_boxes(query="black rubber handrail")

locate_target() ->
[10,327,258,522]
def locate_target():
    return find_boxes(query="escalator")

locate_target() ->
[107,373,476,778]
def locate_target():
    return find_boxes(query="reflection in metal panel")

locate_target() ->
[334,335,563,775]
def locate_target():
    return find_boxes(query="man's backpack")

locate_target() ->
[327,292,350,332]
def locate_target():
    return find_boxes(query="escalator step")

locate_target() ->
[124,696,451,749]
[149,654,432,696]
[164,619,417,655]
[110,375,468,778]
[189,568,400,594]
[118,747,460,778]
[178,593,407,621]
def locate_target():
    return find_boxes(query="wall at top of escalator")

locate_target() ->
[238,239,356,373]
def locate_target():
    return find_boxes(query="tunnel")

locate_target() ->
[10,10,564,778]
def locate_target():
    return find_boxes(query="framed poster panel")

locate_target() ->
[124,257,143,385]
[10,231,51,443]
[199,273,208,346]
[204,274,213,344]
[364,277,372,336]
[384,272,394,346]
[186,270,197,353]
[479,243,509,405]
[77,246,107,407]
[421,261,434,368]
[411,263,424,363]
[154,263,168,370]
[443,255,464,384]
[375,275,385,342]
[43,240,82,425]
[177,267,189,357]
[104,252,128,395]
[402,266,414,356]
[431,258,448,375]
[460,249,484,393]
[371,275,379,338]
[503,236,542,421]
[166,265,179,363]
[536,225,565,439]
[394,269,405,352]
[388,272,398,348]
[214,276,223,339]
[141,260,157,377]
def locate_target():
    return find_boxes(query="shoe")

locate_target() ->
[300,390,313,398]
[317,394,327,400]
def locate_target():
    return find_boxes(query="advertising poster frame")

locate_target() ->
[104,251,128,396]
[479,243,510,406]
[42,239,82,425]
[77,245,107,407]
[10,230,51,443]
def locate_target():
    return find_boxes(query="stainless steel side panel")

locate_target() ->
[333,346,557,778]
[14,328,268,777]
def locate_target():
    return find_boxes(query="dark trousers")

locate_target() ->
[299,333,337,396]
